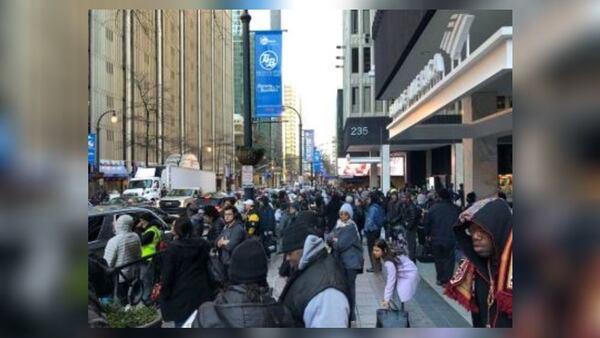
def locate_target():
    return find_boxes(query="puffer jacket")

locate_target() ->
[327,219,364,270]
[194,284,294,328]
[103,220,141,282]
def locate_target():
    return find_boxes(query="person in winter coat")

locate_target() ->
[325,203,364,322]
[365,192,386,273]
[103,214,141,305]
[445,197,512,328]
[160,217,214,327]
[279,211,351,328]
[353,197,366,239]
[191,239,294,328]
[258,196,276,258]
[372,237,419,309]
[400,193,420,261]
[203,205,225,244]
[385,191,403,241]
[243,200,261,238]
[216,206,247,271]
[423,189,460,285]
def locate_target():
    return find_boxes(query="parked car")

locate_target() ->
[88,207,170,258]
[159,188,200,216]
[102,196,154,208]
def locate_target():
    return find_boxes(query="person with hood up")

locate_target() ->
[160,217,214,327]
[190,239,294,327]
[365,192,386,273]
[103,214,141,305]
[444,197,512,328]
[278,211,351,328]
[385,191,403,241]
[325,203,364,323]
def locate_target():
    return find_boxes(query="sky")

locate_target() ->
[249,10,343,150]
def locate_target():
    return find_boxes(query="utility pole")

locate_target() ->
[241,10,254,200]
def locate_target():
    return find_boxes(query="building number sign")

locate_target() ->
[350,126,368,136]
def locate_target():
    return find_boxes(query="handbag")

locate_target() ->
[376,301,410,328]
[208,249,227,285]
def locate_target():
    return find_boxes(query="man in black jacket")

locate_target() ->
[424,189,460,285]
[279,211,350,328]
[193,239,293,328]
[400,193,419,261]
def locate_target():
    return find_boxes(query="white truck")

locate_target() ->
[159,166,217,215]
[122,167,163,202]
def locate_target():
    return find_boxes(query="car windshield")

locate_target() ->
[166,189,195,197]
[128,179,153,189]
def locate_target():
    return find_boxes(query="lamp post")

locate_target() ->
[281,105,303,181]
[95,110,118,173]
[241,9,254,200]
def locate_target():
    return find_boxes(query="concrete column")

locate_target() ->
[381,144,390,194]
[124,9,133,171]
[425,149,432,178]
[462,95,498,198]
[369,163,378,188]
[452,143,464,187]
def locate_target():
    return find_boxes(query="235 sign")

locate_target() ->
[350,126,369,136]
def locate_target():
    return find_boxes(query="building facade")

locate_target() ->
[282,85,301,181]
[90,10,234,188]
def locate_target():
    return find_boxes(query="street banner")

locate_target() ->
[254,31,283,118]
[88,133,96,166]
[304,130,314,162]
[242,165,254,188]
[313,149,322,173]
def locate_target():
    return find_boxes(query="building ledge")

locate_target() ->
[387,26,513,138]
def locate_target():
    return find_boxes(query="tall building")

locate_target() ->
[282,85,301,180]
[90,10,234,189]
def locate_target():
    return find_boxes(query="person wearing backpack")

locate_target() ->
[372,238,419,311]
[325,203,364,324]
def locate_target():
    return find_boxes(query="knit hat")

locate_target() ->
[339,203,354,218]
[345,195,354,204]
[228,239,268,284]
[281,211,316,253]
[114,214,133,234]
[243,199,254,206]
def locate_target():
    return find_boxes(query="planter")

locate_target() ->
[105,303,162,328]
[136,313,162,328]
[236,146,265,166]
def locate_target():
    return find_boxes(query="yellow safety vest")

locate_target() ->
[141,225,161,258]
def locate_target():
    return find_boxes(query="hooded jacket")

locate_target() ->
[328,219,364,271]
[279,235,350,328]
[103,216,141,283]
[194,284,294,328]
[445,198,513,328]
[160,237,214,322]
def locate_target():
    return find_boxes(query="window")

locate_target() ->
[350,10,358,34]
[375,100,384,112]
[351,87,359,113]
[363,86,371,112]
[106,61,113,75]
[363,47,371,73]
[106,95,114,108]
[105,28,113,41]
[362,10,370,35]
[497,96,506,110]
[351,48,359,73]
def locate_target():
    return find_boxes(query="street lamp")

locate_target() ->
[95,110,118,173]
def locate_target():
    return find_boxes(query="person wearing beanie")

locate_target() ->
[324,204,364,322]
[279,211,351,328]
[191,239,294,328]
[103,214,141,305]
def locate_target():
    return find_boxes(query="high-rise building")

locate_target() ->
[282,85,301,180]
[90,10,234,188]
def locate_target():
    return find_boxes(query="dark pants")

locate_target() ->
[366,230,381,272]
[406,229,417,262]
[140,262,155,305]
[432,244,455,284]
[345,268,358,321]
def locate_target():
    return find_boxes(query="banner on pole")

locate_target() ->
[88,134,96,165]
[304,130,314,162]
[254,31,283,118]
[242,165,254,188]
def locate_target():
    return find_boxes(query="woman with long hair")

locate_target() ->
[372,235,419,309]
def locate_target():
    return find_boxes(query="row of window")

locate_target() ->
[350,86,385,114]
[351,47,371,74]
[350,10,370,35]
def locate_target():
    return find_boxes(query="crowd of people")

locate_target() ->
[89,183,512,328]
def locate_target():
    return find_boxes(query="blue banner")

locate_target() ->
[304,130,314,162]
[88,133,96,165]
[313,149,322,173]
[254,31,283,118]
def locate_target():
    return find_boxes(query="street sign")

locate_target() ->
[242,165,254,188]
[88,133,96,166]
[254,30,283,118]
